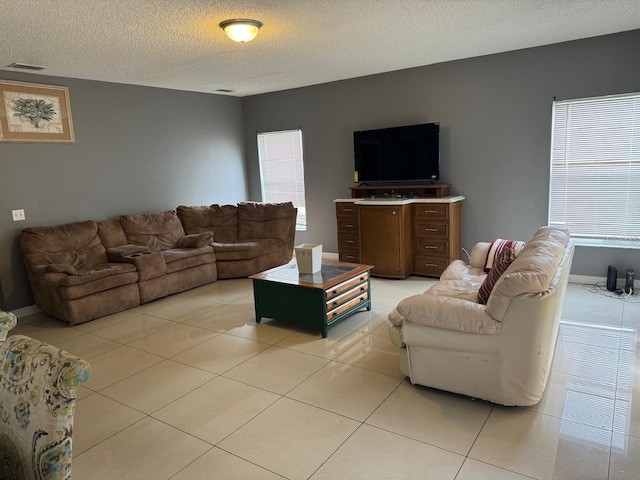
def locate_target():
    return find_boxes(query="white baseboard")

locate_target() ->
[10,305,41,319]
[568,274,604,286]
[567,274,640,291]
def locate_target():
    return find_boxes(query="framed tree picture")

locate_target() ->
[0,80,75,143]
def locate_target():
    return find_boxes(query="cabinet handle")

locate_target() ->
[425,263,439,268]
[344,208,354,212]
[332,301,338,307]
[425,245,438,249]
[346,240,355,244]
[392,210,397,215]
[425,228,438,232]
[346,255,356,259]
[424,210,438,214]
[345,224,355,228]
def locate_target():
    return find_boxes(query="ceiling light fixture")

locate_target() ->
[219,19,263,43]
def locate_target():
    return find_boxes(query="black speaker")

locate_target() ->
[625,269,635,294]
[607,265,617,291]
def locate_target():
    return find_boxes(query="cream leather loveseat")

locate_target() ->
[388,226,574,406]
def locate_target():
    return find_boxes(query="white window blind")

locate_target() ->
[257,129,306,230]
[549,93,640,244]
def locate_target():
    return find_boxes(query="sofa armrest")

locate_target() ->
[177,231,213,249]
[107,244,150,263]
[32,264,78,275]
[397,293,500,334]
[469,242,491,269]
[125,251,166,281]
[388,307,405,326]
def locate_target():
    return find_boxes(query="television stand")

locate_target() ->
[349,183,450,199]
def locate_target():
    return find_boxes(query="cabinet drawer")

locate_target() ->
[414,204,448,220]
[336,203,358,217]
[415,221,449,237]
[415,238,449,256]
[326,291,369,323]
[413,255,449,277]
[338,218,359,231]
[326,272,369,299]
[339,249,360,264]
[338,232,359,249]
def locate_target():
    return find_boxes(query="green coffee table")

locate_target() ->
[250,260,373,337]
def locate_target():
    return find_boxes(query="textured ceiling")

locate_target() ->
[1,0,640,97]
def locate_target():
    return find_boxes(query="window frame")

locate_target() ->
[256,128,307,231]
[548,92,640,248]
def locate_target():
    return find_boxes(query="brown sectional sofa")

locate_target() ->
[20,202,297,325]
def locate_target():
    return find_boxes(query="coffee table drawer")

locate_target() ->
[326,271,369,298]
[326,282,369,309]
[326,291,369,323]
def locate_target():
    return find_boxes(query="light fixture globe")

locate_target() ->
[219,19,263,43]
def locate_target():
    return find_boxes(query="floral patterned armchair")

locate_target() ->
[0,310,91,480]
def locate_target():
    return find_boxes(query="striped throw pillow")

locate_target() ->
[478,239,521,304]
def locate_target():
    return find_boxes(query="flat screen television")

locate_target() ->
[353,122,439,184]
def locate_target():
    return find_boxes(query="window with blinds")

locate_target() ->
[549,93,640,246]
[257,129,306,230]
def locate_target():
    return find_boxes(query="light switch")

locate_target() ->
[12,209,25,221]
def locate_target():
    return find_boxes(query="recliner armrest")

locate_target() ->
[469,242,491,268]
[397,293,499,335]
[32,264,78,275]
[177,231,213,249]
[125,251,166,281]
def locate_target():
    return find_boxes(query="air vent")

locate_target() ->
[7,63,47,71]
[215,89,234,93]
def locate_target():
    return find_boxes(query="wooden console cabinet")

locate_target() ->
[335,188,463,279]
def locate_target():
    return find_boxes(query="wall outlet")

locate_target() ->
[11,209,25,221]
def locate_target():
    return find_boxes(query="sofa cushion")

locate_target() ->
[120,210,185,251]
[160,247,216,274]
[213,239,283,261]
[237,202,296,242]
[20,220,108,271]
[486,227,570,321]
[177,205,238,241]
[426,279,484,303]
[440,260,486,283]
[97,219,129,249]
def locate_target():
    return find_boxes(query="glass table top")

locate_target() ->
[262,262,358,285]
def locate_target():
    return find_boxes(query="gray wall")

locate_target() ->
[242,29,640,279]
[0,72,247,310]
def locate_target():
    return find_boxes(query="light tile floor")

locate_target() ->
[8,277,640,479]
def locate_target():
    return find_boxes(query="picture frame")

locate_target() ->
[0,80,75,143]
